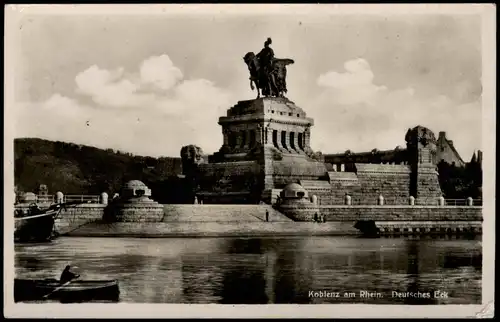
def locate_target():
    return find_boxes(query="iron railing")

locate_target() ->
[62,195,101,204]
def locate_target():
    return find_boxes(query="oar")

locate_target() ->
[42,280,73,299]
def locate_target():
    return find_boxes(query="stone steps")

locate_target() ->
[162,204,293,222]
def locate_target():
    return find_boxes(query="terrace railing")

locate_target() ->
[15,194,101,204]
[316,196,482,206]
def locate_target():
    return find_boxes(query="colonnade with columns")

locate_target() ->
[222,122,312,155]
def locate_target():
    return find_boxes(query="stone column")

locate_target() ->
[236,131,243,148]
[243,130,249,149]
[304,127,311,150]
[266,126,273,146]
[101,192,108,205]
[293,131,302,153]
[276,130,285,150]
[378,194,384,206]
[284,131,291,152]
[56,191,64,204]
[222,128,229,146]
[256,124,263,145]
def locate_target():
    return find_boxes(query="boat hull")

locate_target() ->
[14,214,55,243]
[14,278,120,303]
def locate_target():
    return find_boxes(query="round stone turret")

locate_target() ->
[280,183,309,200]
[277,183,319,221]
[108,180,164,222]
[122,180,152,199]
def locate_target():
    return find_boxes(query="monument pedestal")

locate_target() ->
[195,97,328,204]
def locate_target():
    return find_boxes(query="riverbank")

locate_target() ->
[17,203,481,238]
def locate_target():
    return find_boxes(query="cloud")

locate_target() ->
[75,65,147,108]
[317,58,387,106]
[16,55,234,157]
[139,54,183,91]
[310,58,482,160]
[14,54,482,161]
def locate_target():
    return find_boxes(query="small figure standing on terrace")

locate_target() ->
[265,210,269,222]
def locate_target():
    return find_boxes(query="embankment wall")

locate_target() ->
[14,203,482,237]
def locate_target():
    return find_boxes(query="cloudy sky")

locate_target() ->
[11,5,484,159]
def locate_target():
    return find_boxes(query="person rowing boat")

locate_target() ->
[60,265,80,284]
[40,265,81,300]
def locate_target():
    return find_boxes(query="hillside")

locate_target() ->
[14,138,187,203]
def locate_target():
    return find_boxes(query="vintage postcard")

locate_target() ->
[4,3,495,319]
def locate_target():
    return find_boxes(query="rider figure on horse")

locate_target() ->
[256,38,276,96]
[243,38,294,98]
[257,38,274,77]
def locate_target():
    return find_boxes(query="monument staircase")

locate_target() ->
[162,204,293,222]
[354,164,412,205]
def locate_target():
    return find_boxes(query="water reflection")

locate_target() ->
[14,236,482,304]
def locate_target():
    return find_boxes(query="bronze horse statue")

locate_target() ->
[243,52,294,98]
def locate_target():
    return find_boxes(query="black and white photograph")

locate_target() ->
[4,4,495,319]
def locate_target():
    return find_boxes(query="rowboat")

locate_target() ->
[14,278,120,303]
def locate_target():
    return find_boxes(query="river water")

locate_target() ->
[14,236,482,304]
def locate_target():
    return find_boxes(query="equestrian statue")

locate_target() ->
[243,38,294,98]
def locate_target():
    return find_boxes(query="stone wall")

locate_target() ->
[14,203,105,236]
[277,200,481,221]
[414,167,443,203]
[320,205,481,221]
[278,203,320,221]
[54,204,105,235]
[197,161,262,203]
[268,158,327,186]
